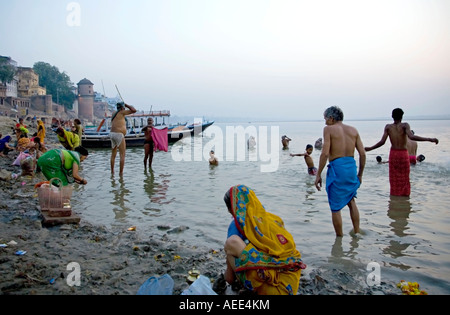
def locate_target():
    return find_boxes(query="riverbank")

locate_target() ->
[0,116,400,295]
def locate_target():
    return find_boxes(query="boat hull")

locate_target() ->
[187,120,215,136]
[81,129,191,148]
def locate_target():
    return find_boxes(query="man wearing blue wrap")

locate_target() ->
[315,106,366,237]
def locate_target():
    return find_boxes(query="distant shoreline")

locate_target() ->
[205,116,450,124]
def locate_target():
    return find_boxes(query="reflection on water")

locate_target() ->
[385,196,413,262]
[387,195,412,238]
[330,236,360,261]
[144,171,174,205]
[110,176,131,220]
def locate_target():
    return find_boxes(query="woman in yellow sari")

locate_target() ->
[224,185,306,295]
[36,119,46,144]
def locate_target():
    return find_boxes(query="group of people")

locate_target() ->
[43,118,89,185]
[0,116,90,186]
[3,105,439,296]
[109,102,169,175]
[223,106,438,295]
[1,118,49,176]
[55,118,83,151]
[287,107,438,236]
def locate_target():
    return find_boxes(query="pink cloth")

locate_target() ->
[151,128,168,152]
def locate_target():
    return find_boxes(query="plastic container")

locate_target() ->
[181,275,217,295]
[137,274,174,295]
[37,178,73,217]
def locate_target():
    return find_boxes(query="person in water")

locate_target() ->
[290,144,317,175]
[315,106,366,237]
[142,117,154,170]
[110,102,137,176]
[281,135,291,150]
[365,108,438,196]
[209,150,219,166]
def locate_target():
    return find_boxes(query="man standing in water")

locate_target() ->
[110,102,137,176]
[365,108,438,196]
[142,117,154,171]
[315,106,366,237]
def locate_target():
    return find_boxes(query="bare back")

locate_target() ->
[325,122,362,161]
[385,122,409,150]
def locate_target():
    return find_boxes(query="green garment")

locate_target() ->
[37,149,80,186]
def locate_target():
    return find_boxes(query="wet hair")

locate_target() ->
[74,146,89,157]
[306,144,313,150]
[376,156,382,163]
[417,154,425,162]
[116,102,125,110]
[324,106,344,121]
[392,108,404,121]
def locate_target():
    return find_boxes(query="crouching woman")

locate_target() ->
[223,185,306,295]
[37,147,89,186]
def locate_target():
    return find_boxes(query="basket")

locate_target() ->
[37,178,73,217]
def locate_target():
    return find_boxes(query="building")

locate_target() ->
[17,67,46,97]
[0,57,31,116]
[77,78,94,122]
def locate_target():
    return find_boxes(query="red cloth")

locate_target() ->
[151,127,168,152]
[389,149,410,196]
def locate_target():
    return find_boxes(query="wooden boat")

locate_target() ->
[187,120,215,136]
[82,111,192,148]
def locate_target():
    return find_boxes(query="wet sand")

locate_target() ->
[0,116,399,295]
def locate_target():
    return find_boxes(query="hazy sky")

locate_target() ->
[1,0,449,120]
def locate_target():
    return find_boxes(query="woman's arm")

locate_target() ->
[71,163,87,185]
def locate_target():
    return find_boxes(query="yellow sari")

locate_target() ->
[230,185,306,295]
[37,120,46,143]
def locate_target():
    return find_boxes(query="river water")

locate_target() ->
[72,119,450,294]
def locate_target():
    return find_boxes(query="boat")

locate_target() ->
[187,120,215,136]
[82,111,192,148]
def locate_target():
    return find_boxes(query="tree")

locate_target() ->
[0,56,16,85]
[33,61,76,109]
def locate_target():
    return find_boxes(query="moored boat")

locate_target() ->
[187,120,215,136]
[82,111,192,148]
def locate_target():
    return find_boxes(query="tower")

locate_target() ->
[77,78,94,122]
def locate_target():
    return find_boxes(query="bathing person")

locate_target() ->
[315,106,366,237]
[142,117,154,170]
[290,144,317,175]
[314,138,323,150]
[365,108,438,196]
[281,135,291,150]
[209,150,219,166]
[110,102,137,176]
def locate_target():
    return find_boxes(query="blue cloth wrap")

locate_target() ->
[326,157,360,212]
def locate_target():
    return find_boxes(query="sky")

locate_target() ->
[1,0,449,121]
